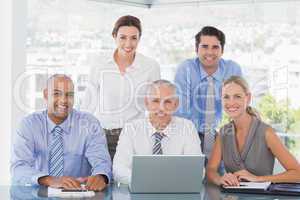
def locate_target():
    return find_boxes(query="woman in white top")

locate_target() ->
[84,15,160,160]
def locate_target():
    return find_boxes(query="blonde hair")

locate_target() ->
[223,76,260,118]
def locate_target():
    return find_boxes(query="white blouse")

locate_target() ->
[82,51,160,129]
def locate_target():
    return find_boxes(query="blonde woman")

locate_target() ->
[207,76,300,186]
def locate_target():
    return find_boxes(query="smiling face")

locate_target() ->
[222,82,251,120]
[197,35,223,71]
[114,26,140,57]
[145,84,178,129]
[44,76,74,124]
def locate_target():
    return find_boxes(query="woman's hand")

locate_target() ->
[234,169,262,182]
[220,173,240,186]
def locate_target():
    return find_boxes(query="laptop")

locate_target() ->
[129,155,205,193]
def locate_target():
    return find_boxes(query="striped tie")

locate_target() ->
[153,132,164,155]
[49,126,64,176]
[204,76,216,156]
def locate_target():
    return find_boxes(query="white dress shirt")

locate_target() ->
[113,116,202,184]
[82,51,160,129]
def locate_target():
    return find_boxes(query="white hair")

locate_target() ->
[146,79,178,99]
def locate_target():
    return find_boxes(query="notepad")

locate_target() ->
[48,187,95,198]
[269,183,300,193]
[222,182,300,196]
[223,182,271,190]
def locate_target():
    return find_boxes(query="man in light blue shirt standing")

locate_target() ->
[11,74,111,191]
[175,26,242,159]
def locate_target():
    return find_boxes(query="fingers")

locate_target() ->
[237,175,250,182]
[86,176,106,191]
[221,173,240,186]
[48,176,64,188]
[233,170,245,177]
[60,177,81,189]
[234,173,243,182]
[76,177,88,183]
[234,170,256,182]
[85,177,93,190]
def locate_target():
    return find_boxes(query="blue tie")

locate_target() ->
[204,76,216,156]
[49,126,64,176]
[153,132,164,155]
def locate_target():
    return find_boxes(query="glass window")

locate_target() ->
[26,0,300,158]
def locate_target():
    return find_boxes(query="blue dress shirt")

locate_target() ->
[174,57,242,133]
[11,109,112,186]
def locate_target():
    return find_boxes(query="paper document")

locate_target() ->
[224,182,271,190]
[48,187,95,198]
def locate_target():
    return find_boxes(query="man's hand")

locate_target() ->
[234,169,261,182]
[38,176,81,189]
[85,175,107,191]
[220,173,240,186]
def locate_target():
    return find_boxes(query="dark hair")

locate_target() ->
[112,15,142,37]
[195,26,225,52]
[222,76,260,119]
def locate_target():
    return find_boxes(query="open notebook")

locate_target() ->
[223,182,271,191]
[222,182,300,196]
[48,187,95,198]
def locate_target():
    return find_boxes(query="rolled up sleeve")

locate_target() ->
[85,120,112,183]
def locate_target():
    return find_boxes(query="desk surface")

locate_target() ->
[5,184,300,200]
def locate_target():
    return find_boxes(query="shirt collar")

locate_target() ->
[108,49,140,71]
[147,116,175,138]
[46,109,73,135]
[197,58,223,82]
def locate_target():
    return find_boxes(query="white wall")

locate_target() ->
[0,0,27,185]
[0,0,12,185]
[11,0,27,127]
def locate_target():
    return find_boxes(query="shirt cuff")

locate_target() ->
[92,171,111,184]
[98,174,109,184]
[32,173,49,186]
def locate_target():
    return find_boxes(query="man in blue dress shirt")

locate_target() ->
[175,26,242,159]
[11,74,111,191]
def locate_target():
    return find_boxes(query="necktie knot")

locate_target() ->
[52,126,63,137]
[207,76,214,84]
[153,132,164,141]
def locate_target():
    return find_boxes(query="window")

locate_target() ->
[25,0,300,159]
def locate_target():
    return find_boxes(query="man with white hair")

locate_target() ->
[113,79,202,184]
